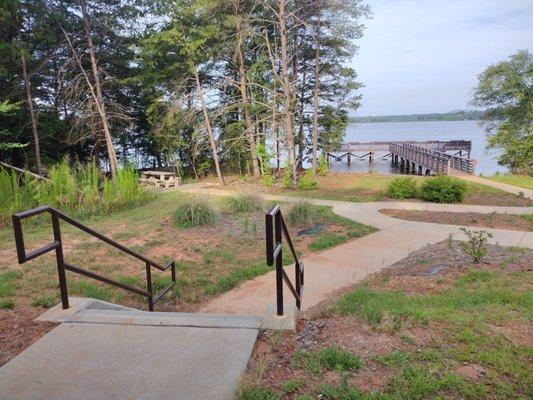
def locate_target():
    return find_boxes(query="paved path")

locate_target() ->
[189,188,532,316]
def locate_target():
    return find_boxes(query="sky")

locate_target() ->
[350,0,533,116]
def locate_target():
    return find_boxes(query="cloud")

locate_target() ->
[350,0,533,115]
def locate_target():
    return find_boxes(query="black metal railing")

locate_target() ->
[12,205,176,311]
[265,204,304,316]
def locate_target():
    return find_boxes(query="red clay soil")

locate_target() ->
[380,209,533,231]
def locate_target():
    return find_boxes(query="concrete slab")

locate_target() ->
[36,297,135,323]
[261,303,299,331]
[0,322,258,400]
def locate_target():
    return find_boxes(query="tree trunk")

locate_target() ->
[311,2,321,174]
[234,1,260,178]
[278,0,296,186]
[80,0,118,178]
[192,66,225,186]
[19,44,42,175]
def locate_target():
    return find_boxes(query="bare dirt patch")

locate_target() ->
[380,208,533,231]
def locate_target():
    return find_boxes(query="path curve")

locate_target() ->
[183,187,532,316]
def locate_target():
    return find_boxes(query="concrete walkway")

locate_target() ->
[0,299,260,400]
[193,188,532,315]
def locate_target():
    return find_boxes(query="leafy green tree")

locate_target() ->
[471,50,533,174]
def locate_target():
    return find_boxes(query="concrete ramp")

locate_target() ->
[0,303,261,400]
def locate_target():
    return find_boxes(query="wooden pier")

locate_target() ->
[329,140,476,175]
[389,143,476,175]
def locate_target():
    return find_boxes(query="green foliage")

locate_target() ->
[287,202,313,226]
[460,228,493,263]
[173,197,218,228]
[238,388,278,400]
[204,263,272,295]
[309,232,347,252]
[294,347,362,374]
[317,154,329,176]
[224,193,263,213]
[0,299,14,309]
[297,170,318,190]
[387,177,418,199]
[1,162,150,224]
[420,175,467,203]
[281,165,293,189]
[471,50,533,174]
[31,295,57,308]
[280,379,302,394]
[69,280,113,302]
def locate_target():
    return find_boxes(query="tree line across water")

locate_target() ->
[0,0,371,187]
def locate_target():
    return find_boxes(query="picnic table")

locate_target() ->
[139,171,181,189]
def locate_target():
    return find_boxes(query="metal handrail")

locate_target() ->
[12,205,176,311]
[265,205,304,316]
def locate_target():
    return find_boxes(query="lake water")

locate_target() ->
[329,120,505,176]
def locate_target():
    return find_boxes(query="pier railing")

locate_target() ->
[389,143,476,174]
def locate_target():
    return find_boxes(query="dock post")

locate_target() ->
[418,165,422,175]
[347,153,351,165]
[369,151,373,163]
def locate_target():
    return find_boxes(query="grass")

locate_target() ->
[239,251,533,399]
[173,196,218,228]
[287,201,313,225]
[487,174,533,190]
[223,193,264,213]
[0,189,375,323]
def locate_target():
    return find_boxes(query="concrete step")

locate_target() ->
[66,308,262,329]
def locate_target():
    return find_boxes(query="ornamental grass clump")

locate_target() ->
[287,201,313,226]
[224,193,263,214]
[387,177,418,199]
[174,197,218,228]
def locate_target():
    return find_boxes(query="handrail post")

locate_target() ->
[145,262,153,311]
[275,211,283,316]
[51,209,69,309]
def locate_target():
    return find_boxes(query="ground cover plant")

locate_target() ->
[239,241,533,399]
[207,173,532,207]
[0,190,375,366]
[420,175,468,203]
[387,177,418,199]
[380,209,533,231]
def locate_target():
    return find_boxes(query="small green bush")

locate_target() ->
[174,197,218,228]
[297,170,318,190]
[420,175,467,203]
[287,202,313,226]
[281,165,293,189]
[460,228,493,263]
[387,177,418,199]
[224,193,263,213]
[317,154,328,176]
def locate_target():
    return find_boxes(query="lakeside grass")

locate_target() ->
[487,174,533,190]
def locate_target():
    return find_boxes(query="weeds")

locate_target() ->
[224,193,264,213]
[293,347,362,374]
[287,201,313,225]
[173,197,218,228]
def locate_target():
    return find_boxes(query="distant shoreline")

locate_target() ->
[349,110,484,123]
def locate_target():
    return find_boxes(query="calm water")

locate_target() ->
[329,120,505,176]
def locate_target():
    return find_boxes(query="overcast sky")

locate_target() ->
[350,0,533,116]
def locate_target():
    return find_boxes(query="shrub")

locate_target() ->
[0,169,36,227]
[103,167,150,212]
[387,177,418,199]
[460,228,493,263]
[287,202,313,226]
[420,175,467,203]
[224,193,263,213]
[317,154,328,176]
[281,164,293,188]
[174,197,218,228]
[297,170,318,190]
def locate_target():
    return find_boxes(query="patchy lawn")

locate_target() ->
[380,209,533,232]
[204,173,533,207]
[487,174,533,191]
[0,190,375,366]
[240,241,533,400]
